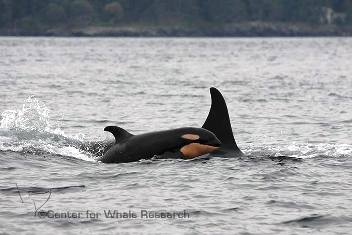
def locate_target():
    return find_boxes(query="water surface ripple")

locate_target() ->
[0,37,351,234]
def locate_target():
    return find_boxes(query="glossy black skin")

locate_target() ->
[98,127,220,163]
[202,87,244,157]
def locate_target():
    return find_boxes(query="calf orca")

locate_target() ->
[98,127,221,163]
[202,87,244,157]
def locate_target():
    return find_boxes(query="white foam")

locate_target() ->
[0,97,95,162]
[42,144,95,162]
[244,142,352,159]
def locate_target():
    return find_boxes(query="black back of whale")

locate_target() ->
[202,87,244,157]
[98,127,220,163]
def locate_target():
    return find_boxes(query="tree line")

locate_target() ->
[1,0,352,32]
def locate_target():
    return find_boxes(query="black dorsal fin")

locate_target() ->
[104,126,133,143]
[202,87,243,155]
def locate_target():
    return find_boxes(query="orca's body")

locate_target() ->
[98,87,243,163]
[98,127,220,163]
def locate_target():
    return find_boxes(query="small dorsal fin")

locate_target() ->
[202,87,243,156]
[104,126,133,143]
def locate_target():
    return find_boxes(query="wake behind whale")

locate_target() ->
[0,97,108,162]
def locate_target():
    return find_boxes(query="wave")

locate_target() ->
[0,97,112,162]
[281,214,352,228]
[244,142,352,159]
[0,185,85,194]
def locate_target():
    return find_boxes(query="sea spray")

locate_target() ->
[0,97,96,161]
[0,97,57,133]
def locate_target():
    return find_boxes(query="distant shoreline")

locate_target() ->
[1,22,352,37]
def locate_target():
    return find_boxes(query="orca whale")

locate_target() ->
[96,87,243,163]
[202,87,244,157]
[98,127,221,163]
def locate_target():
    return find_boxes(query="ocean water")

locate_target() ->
[0,37,351,234]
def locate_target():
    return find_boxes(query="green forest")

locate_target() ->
[1,0,352,36]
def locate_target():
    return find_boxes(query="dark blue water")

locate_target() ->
[0,37,351,234]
